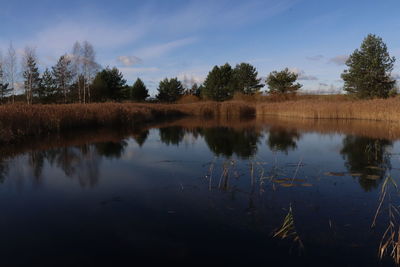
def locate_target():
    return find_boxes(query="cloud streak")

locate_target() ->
[289,68,318,81]
[135,37,197,59]
[329,55,348,65]
[117,56,143,67]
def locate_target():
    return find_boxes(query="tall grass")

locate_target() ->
[0,101,256,143]
[257,97,400,121]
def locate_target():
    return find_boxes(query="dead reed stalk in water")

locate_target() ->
[273,204,304,253]
[372,175,400,265]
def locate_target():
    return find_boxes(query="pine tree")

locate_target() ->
[130,78,149,101]
[232,63,263,94]
[39,68,56,103]
[52,55,73,103]
[189,83,201,97]
[266,68,302,94]
[22,48,41,104]
[202,63,233,101]
[341,34,396,98]
[156,78,184,102]
[91,67,127,101]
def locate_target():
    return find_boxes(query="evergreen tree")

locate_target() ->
[202,63,233,101]
[130,78,149,101]
[52,55,73,103]
[341,34,396,98]
[22,48,41,104]
[266,68,302,94]
[189,83,201,97]
[91,67,127,101]
[232,63,263,94]
[39,68,57,103]
[156,77,184,102]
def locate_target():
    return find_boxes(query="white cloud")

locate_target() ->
[289,68,318,80]
[329,55,348,65]
[392,73,400,80]
[117,56,143,67]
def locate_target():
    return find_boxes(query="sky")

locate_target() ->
[1,0,400,95]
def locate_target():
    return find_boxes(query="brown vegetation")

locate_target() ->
[0,101,256,143]
[257,97,400,121]
[3,96,400,143]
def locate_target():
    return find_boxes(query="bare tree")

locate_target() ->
[22,47,40,104]
[4,42,17,103]
[82,41,99,103]
[71,41,83,103]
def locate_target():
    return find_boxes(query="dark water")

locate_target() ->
[1,117,400,266]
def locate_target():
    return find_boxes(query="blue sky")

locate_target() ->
[1,0,400,95]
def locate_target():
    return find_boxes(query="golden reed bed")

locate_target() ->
[2,97,400,143]
[256,97,400,121]
[0,101,254,143]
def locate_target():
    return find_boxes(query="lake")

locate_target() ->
[1,116,399,266]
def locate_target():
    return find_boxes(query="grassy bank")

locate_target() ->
[256,97,400,121]
[3,97,400,143]
[0,101,255,143]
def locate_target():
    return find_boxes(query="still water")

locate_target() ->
[1,117,400,266]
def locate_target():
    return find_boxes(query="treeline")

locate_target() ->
[0,40,308,104]
[0,41,151,104]
[0,33,397,104]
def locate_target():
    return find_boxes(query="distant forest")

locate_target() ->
[0,34,397,104]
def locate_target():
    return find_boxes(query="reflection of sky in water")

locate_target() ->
[0,122,399,266]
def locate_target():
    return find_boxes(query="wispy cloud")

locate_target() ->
[117,56,143,67]
[158,0,298,34]
[289,68,318,81]
[329,55,348,65]
[135,37,197,59]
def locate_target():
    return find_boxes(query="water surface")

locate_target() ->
[1,117,400,266]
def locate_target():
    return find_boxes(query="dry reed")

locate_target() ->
[257,97,400,121]
[0,101,256,143]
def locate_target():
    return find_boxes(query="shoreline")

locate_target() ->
[1,97,400,143]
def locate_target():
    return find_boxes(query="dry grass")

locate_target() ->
[177,94,201,104]
[0,101,255,143]
[371,176,400,265]
[174,101,255,118]
[4,96,400,143]
[0,103,183,143]
[257,97,400,121]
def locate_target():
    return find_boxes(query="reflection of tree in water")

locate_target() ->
[41,145,103,188]
[132,130,149,147]
[28,151,46,184]
[0,158,9,183]
[201,127,262,158]
[340,136,392,191]
[267,127,301,153]
[2,138,129,188]
[159,127,185,146]
[95,140,128,159]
